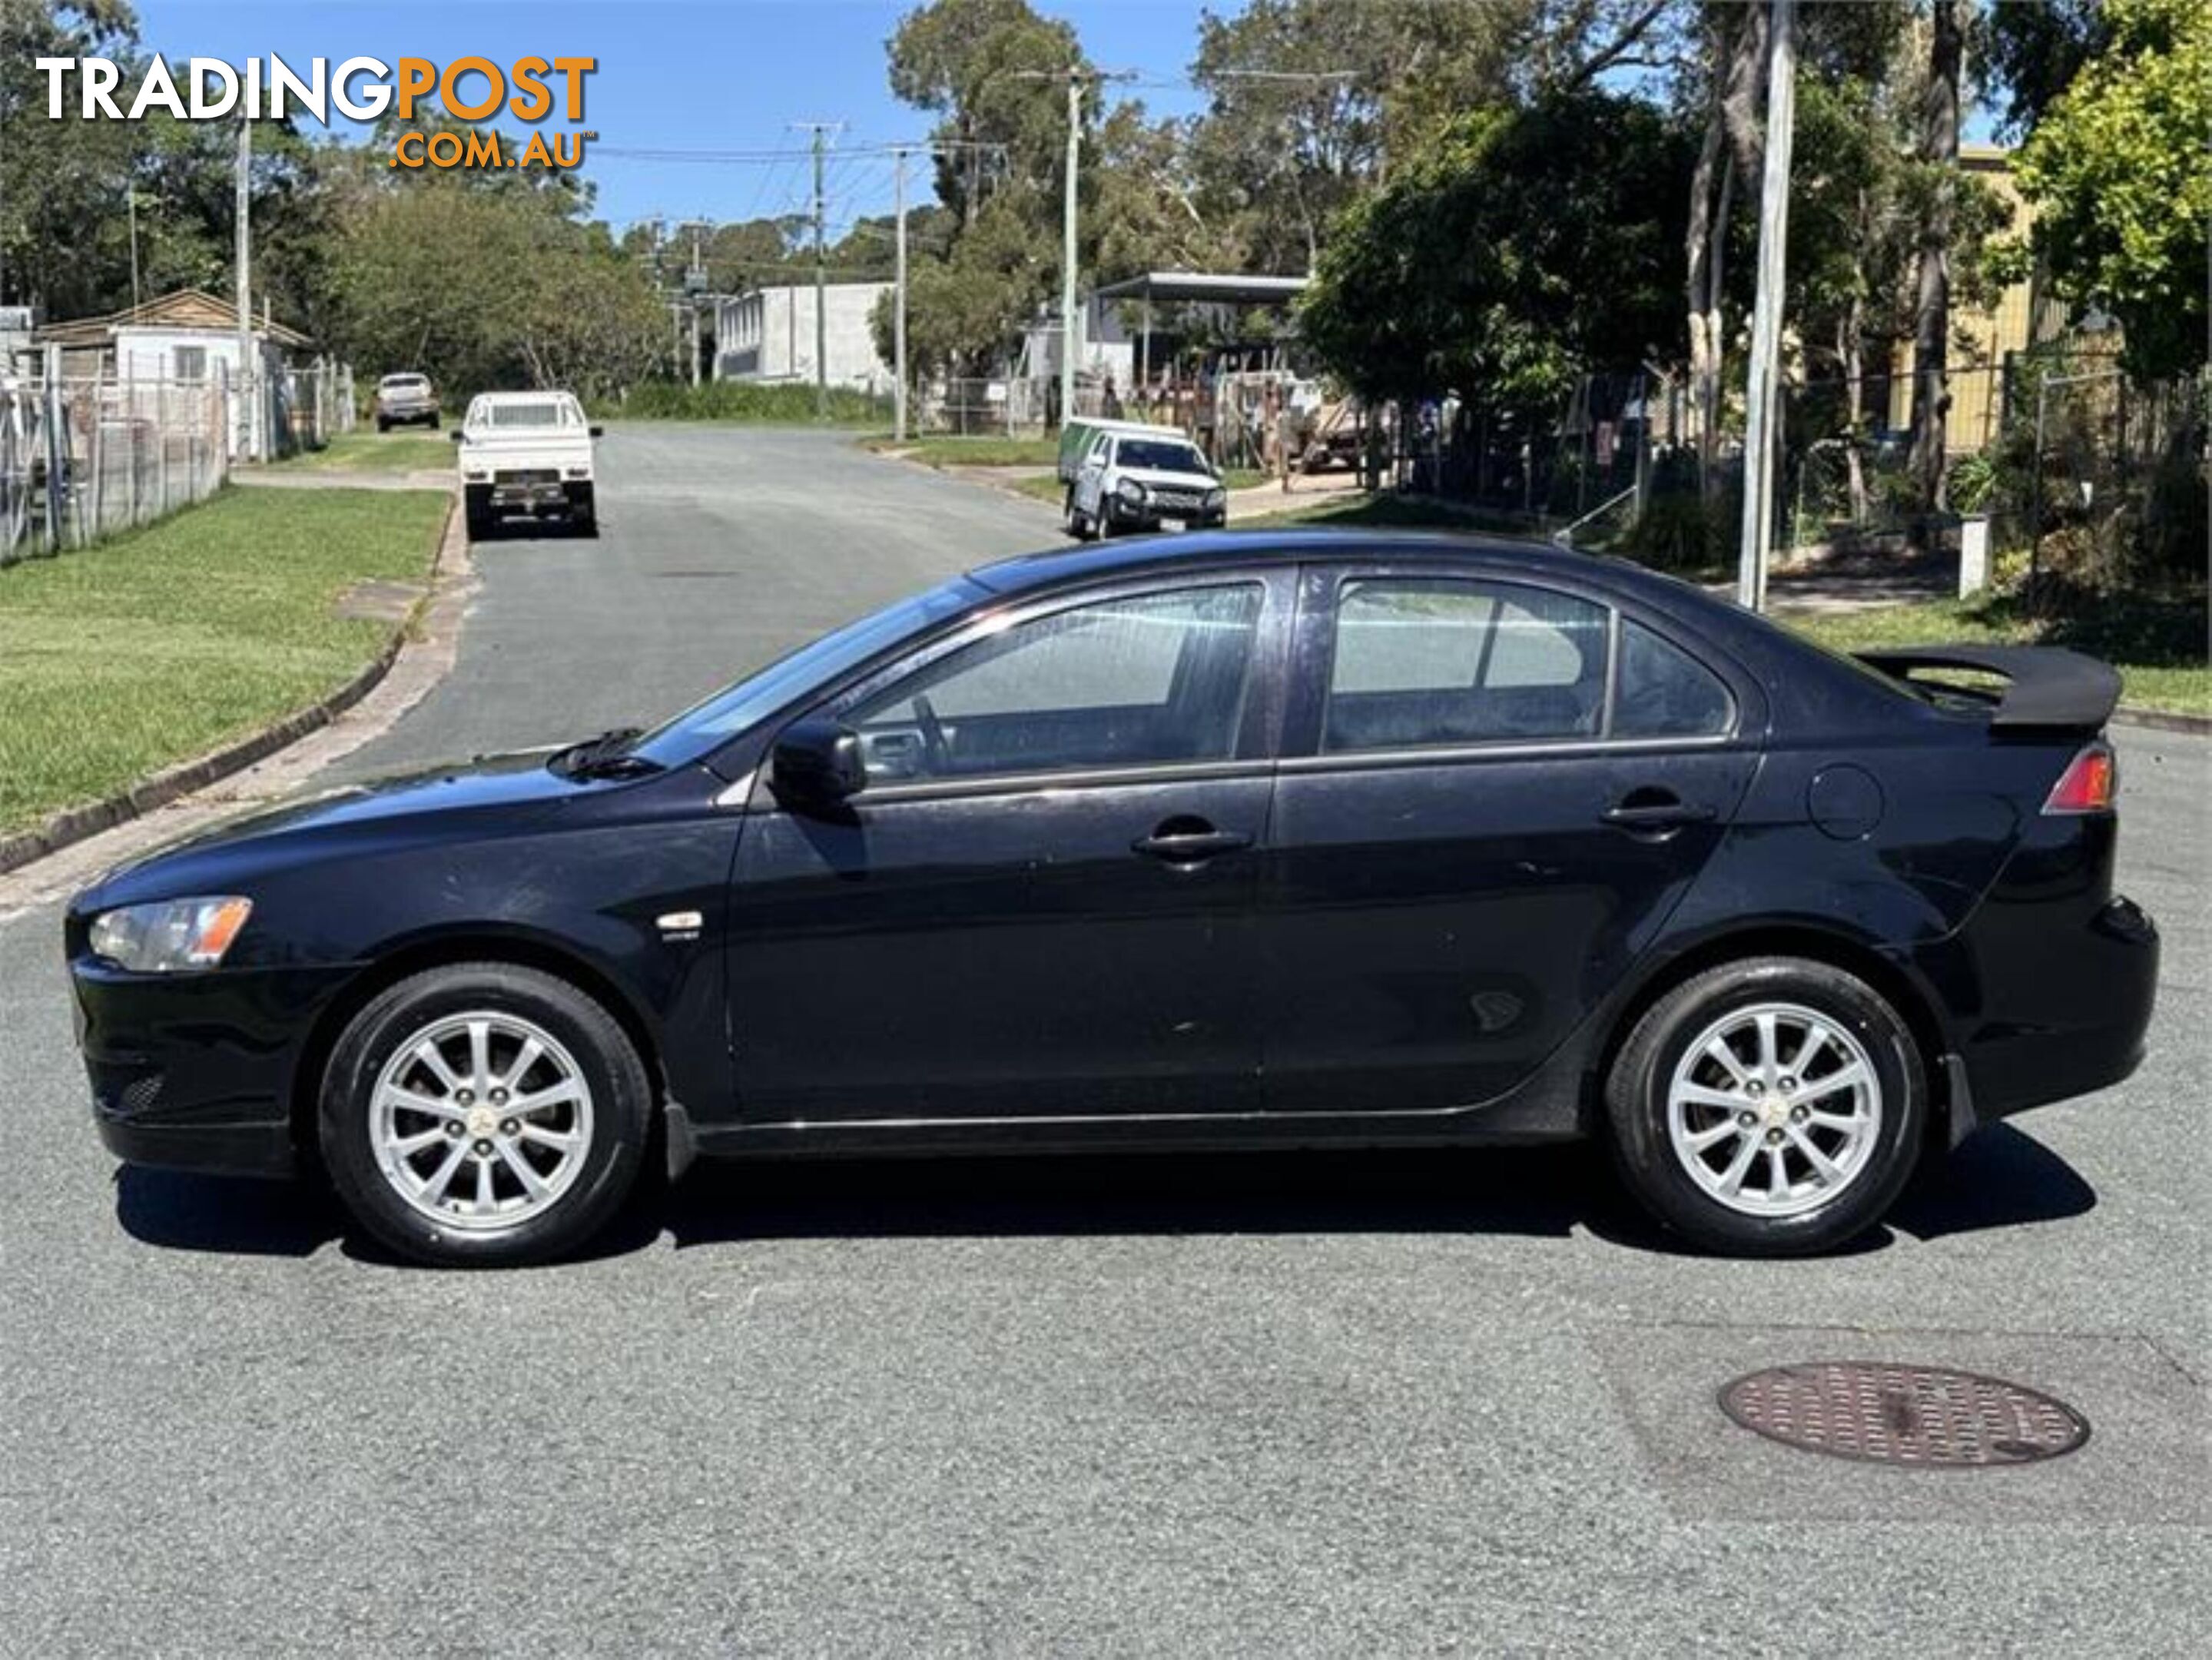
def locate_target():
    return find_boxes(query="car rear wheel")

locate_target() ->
[319,963,651,1267]
[1604,956,1925,1255]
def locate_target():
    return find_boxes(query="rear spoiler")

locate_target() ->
[1854,643,2121,731]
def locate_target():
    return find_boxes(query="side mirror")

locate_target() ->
[771,719,866,805]
[448,430,465,443]
[589,425,605,439]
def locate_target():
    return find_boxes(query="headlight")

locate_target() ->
[88,897,253,973]
[1116,479,1146,503]
[1205,486,1227,508]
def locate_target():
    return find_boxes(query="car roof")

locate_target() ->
[468,389,578,405]
[970,527,1662,600]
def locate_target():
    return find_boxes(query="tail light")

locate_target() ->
[2043,741,2117,815]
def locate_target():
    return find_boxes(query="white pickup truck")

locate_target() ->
[453,390,602,540]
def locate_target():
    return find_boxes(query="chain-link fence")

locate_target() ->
[2,369,227,565]
[2,356,360,566]
[917,377,1053,437]
[270,360,357,459]
[1398,348,2204,588]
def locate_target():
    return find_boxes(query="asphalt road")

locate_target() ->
[2,426,2205,1656]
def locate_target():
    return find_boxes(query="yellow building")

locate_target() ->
[1887,144,2071,452]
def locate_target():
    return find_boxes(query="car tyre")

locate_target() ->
[568,483,598,538]
[376,417,390,433]
[1604,955,1925,1256]
[318,962,652,1268]
[464,483,494,543]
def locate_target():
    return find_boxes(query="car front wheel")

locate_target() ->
[1604,956,1925,1256]
[319,963,651,1267]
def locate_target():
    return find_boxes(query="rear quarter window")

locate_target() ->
[1612,619,1735,738]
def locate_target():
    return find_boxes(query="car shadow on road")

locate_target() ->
[114,1164,337,1258]
[111,1123,2094,1265]
[1889,1121,2099,1240]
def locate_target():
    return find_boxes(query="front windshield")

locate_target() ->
[1116,440,1211,476]
[627,576,983,769]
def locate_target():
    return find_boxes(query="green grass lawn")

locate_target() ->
[866,434,1065,468]
[0,485,450,834]
[276,429,455,473]
[1781,592,2210,718]
[608,382,889,426]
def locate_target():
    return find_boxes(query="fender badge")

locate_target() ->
[655,910,705,939]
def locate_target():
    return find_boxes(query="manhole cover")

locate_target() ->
[1720,1362,2089,1467]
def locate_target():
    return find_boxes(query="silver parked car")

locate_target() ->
[373,372,440,432]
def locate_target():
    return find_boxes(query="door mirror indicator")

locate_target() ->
[771,719,867,805]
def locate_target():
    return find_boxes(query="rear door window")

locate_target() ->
[1323,579,1610,751]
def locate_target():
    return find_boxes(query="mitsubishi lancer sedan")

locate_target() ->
[67,530,2157,1267]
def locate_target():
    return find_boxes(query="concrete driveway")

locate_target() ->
[1,424,2204,1655]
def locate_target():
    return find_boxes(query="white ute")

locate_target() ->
[453,390,602,540]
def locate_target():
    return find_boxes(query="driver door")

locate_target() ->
[726,571,1292,1124]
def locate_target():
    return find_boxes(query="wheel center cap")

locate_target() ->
[466,1105,499,1138]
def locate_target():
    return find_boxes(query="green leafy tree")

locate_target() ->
[2014,0,2212,377]
[1301,91,1693,407]
[1187,0,1680,275]
[1982,0,2109,138]
[0,1,141,313]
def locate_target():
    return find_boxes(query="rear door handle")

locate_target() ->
[1133,817,1253,863]
[1600,794,1716,832]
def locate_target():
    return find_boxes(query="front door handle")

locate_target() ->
[1600,790,1716,833]
[1133,816,1253,863]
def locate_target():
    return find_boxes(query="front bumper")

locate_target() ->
[1106,497,1226,533]
[71,958,357,1180]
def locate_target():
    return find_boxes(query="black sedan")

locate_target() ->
[67,530,2158,1267]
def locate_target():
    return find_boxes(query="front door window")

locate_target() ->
[847,585,1264,783]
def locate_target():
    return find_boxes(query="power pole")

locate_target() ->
[128,189,142,310]
[788,124,836,420]
[1736,0,1797,613]
[689,223,704,388]
[1060,72,1082,430]
[894,146,910,443]
[234,116,254,460]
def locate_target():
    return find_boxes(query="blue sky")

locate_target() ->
[130,1,1212,234]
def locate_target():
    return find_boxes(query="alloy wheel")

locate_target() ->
[1665,1001,1883,1218]
[367,1011,595,1232]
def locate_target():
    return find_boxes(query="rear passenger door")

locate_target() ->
[1258,563,1763,1114]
